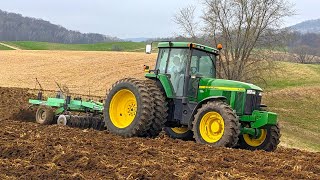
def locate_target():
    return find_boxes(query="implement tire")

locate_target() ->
[142,79,168,138]
[36,105,55,125]
[104,78,155,137]
[238,124,281,152]
[192,101,240,147]
[164,127,194,141]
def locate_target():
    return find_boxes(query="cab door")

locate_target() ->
[187,50,216,101]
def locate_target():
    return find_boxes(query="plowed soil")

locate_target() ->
[0,87,319,179]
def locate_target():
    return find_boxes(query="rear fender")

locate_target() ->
[145,74,175,98]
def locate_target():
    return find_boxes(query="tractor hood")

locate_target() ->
[199,78,263,92]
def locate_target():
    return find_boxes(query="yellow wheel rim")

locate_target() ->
[171,127,189,134]
[243,129,267,147]
[109,89,137,128]
[199,112,225,143]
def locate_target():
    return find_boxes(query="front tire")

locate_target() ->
[164,127,194,140]
[104,78,155,137]
[238,124,280,152]
[192,101,240,147]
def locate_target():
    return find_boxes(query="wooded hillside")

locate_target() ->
[0,10,120,44]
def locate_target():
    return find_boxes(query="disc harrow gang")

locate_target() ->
[64,115,105,131]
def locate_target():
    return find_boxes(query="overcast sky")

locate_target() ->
[1,0,320,39]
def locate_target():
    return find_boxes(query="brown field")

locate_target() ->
[0,87,319,179]
[0,50,157,96]
[0,50,319,179]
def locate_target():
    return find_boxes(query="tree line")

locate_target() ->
[0,10,120,44]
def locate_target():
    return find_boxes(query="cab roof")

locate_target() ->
[157,42,219,54]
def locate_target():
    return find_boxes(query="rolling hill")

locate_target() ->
[0,9,120,44]
[289,19,320,34]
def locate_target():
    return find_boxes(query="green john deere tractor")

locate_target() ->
[104,42,280,151]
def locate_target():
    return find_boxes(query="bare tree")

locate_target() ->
[175,0,294,82]
[173,5,199,41]
[290,45,317,64]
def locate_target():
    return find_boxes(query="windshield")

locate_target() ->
[190,49,216,78]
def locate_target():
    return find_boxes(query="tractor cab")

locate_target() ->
[145,42,219,99]
[145,42,221,127]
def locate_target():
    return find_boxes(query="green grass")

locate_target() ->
[0,44,14,50]
[261,62,320,152]
[264,87,320,151]
[4,41,146,52]
[262,61,320,90]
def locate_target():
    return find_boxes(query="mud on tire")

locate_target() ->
[104,78,155,137]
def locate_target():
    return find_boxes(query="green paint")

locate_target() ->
[240,111,278,128]
[29,97,104,115]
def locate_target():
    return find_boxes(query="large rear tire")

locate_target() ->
[238,124,280,152]
[164,127,194,141]
[36,105,55,125]
[142,79,168,138]
[192,101,240,147]
[104,78,155,137]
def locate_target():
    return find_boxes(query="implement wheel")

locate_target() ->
[192,101,240,147]
[104,78,155,137]
[238,124,280,152]
[164,127,194,141]
[36,105,54,125]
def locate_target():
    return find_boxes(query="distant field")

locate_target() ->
[0,50,319,152]
[0,50,157,95]
[0,43,13,50]
[3,41,147,52]
[263,61,320,90]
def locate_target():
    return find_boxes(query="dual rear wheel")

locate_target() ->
[104,78,167,137]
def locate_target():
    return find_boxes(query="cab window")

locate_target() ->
[190,50,216,78]
[156,48,169,73]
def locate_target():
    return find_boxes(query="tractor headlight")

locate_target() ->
[247,90,256,95]
[258,92,263,96]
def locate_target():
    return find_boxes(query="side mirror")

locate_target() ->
[146,44,152,54]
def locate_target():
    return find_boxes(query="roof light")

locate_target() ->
[217,44,223,50]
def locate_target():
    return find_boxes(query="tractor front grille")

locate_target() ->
[244,91,262,115]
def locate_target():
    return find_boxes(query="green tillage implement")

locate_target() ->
[29,98,104,115]
[29,95,105,130]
